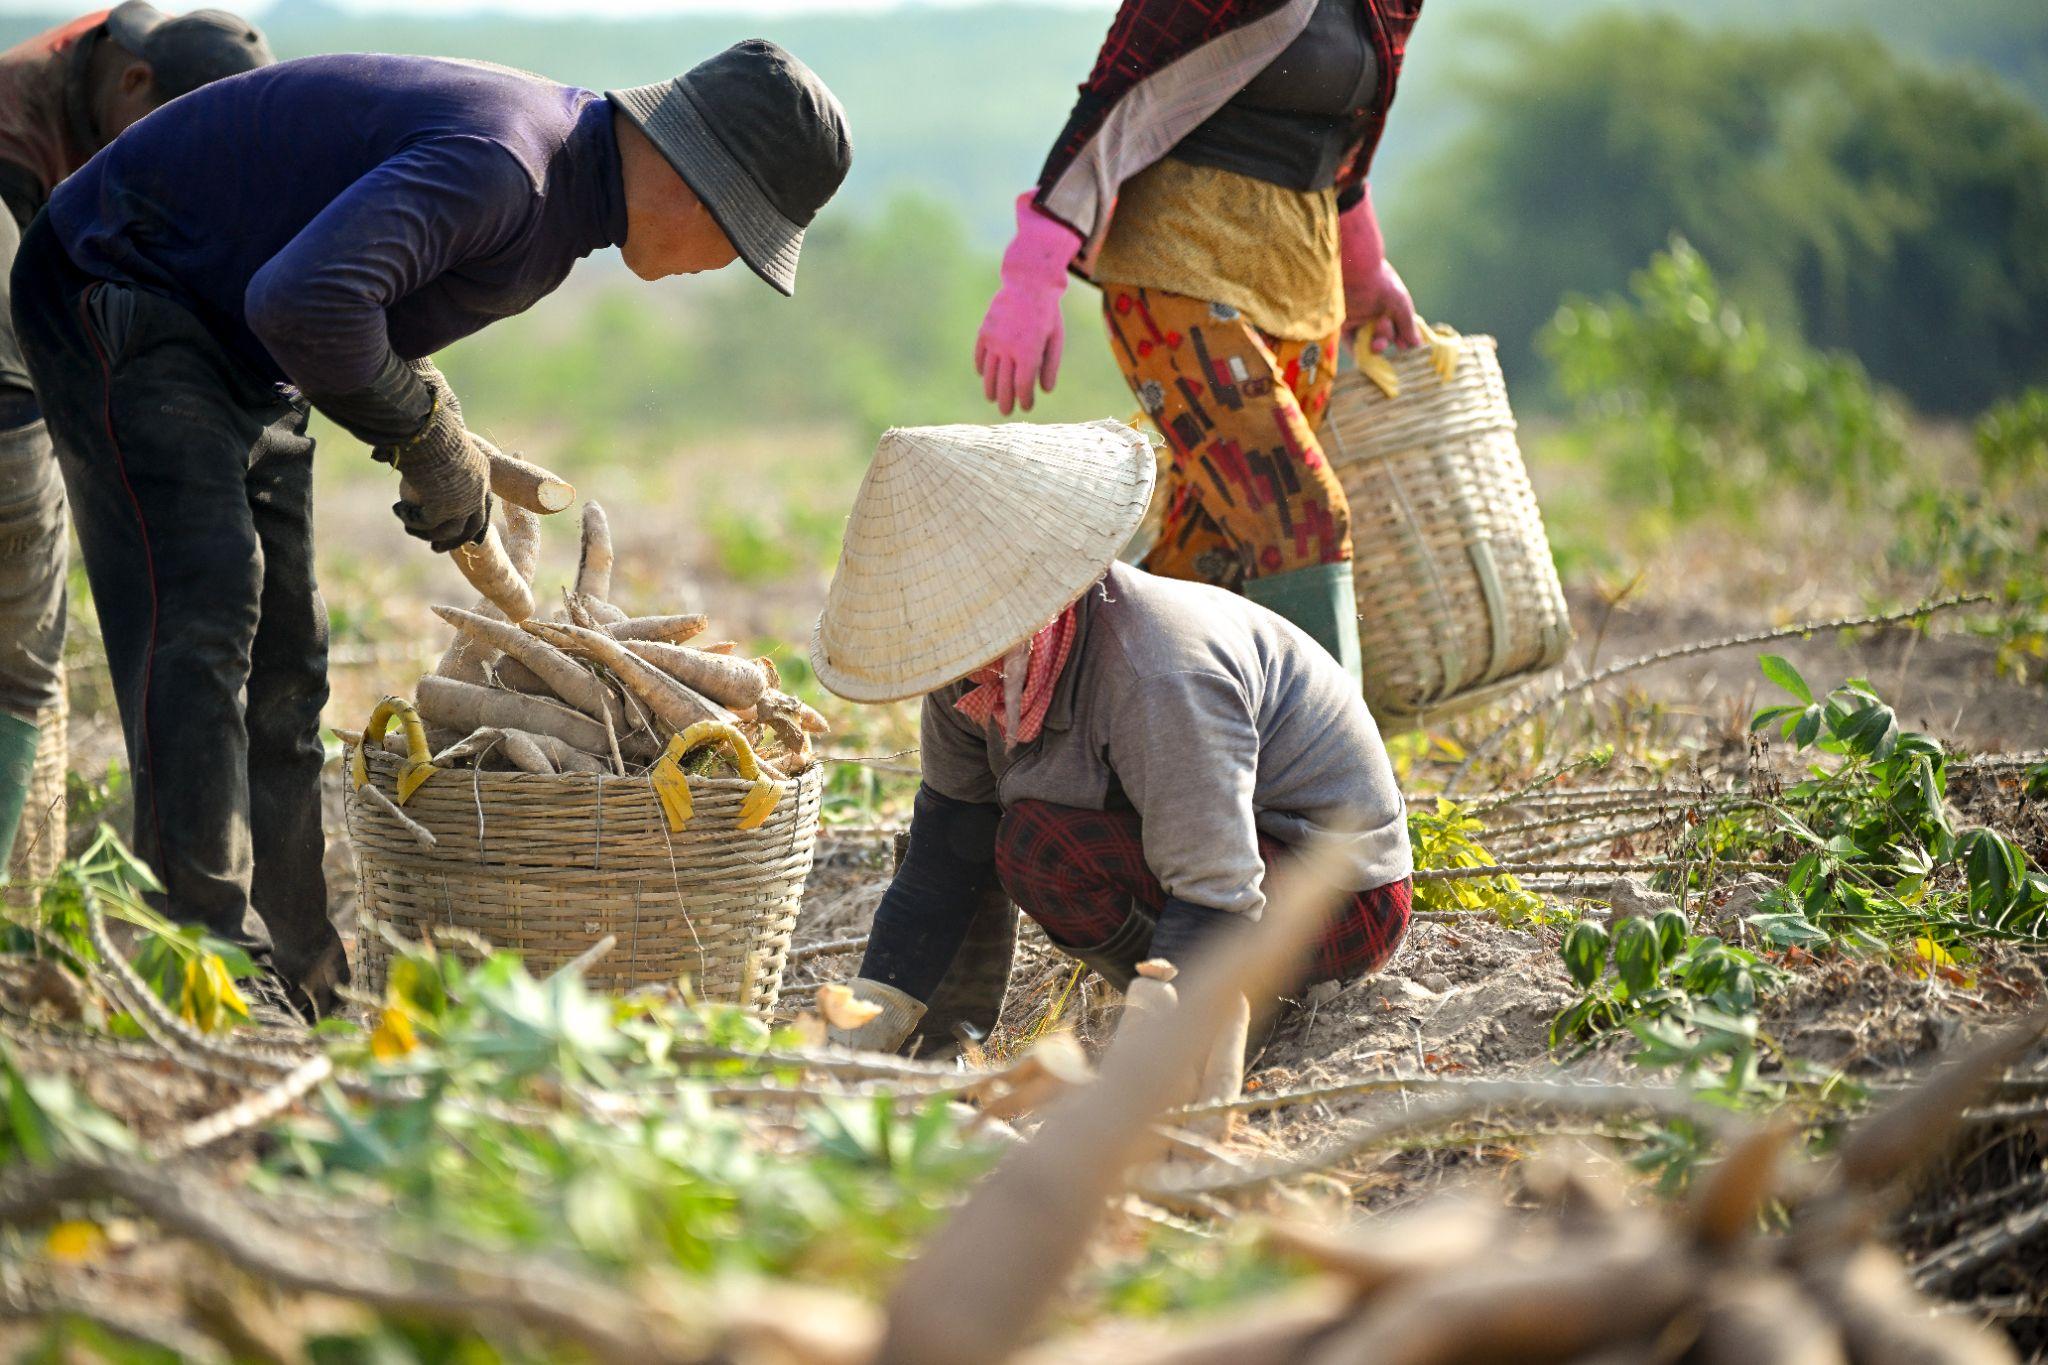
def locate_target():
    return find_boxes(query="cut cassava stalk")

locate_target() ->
[432,604,620,727]
[448,526,535,622]
[575,501,612,601]
[619,640,769,709]
[701,641,737,655]
[475,436,575,515]
[523,621,731,733]
[416,675,614,759]
[602,613,706,644]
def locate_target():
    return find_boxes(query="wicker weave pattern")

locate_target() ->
[6,684,66,902]
[348,747,823,1010]
[1318,336,1572,720]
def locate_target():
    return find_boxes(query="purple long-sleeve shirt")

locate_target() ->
[48,53,625,439]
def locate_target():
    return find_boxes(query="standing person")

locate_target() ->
[11,43,852,1013]
[972,0,1426,684]
[810,421,1412,1084]
[0,1,273,873]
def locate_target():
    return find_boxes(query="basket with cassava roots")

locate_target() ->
[1317,322,1574,722]
[338,477,827,1010]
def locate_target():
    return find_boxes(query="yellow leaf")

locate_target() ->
[371,1002,420,1061]
[45,1220,104,1263]
[1913,937,1954,969]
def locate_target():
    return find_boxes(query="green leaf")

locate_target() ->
[1758,654,1812,703]
[1613,917,1665,997]
[1562,920,1610,990]
[1750,704,1804,734]
[1746,912,1831,950]
[1653,909,1688,962]
[1791,707,1823,749]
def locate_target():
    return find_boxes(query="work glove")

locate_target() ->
[372,367,490,553]
[1338,186,1421,355]
[974,192,1083,415]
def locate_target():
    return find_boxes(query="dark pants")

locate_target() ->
[993,799,1413,990]
[11,215,343,996]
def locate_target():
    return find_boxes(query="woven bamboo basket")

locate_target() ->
[345,710,823,1011]
[1317,332,1573,721]
[7,680,65,902]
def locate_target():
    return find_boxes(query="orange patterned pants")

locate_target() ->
[1101,284,1351,590]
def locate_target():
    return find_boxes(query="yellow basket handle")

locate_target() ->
[349,696,437,805]
[648,721,782,833]
[1347,312,1461,399]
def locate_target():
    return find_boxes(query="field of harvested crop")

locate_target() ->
[4,400,2043,1362]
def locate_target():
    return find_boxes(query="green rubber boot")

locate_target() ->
[1242,561,1363,688]
[0,713,39,874]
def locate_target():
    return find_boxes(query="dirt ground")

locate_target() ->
[29,455,2048,1353]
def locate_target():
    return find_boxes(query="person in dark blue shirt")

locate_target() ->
[9,42,851,1015]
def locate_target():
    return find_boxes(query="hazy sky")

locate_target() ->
[0,0,1110,14]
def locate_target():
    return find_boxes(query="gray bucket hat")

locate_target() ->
[608,40,851,296]
[105,0,273,100]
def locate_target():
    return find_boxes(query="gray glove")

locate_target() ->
[374,391,490,553]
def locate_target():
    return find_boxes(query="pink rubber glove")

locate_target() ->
[975,193,1083,415]
[1339,185,1421,354]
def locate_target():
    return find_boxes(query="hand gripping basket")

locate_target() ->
[344,698,823,1011]
[1316,326,1573,721]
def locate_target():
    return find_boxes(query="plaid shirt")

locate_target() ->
[1035,0,1422,263]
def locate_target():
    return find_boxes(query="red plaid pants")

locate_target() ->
[993,800,1411,986]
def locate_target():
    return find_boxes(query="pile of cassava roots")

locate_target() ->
[347,466,825,783]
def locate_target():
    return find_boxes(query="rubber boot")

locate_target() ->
[1242,561,1363,688]
[0,714,38,873]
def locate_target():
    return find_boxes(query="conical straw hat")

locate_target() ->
[811,420,1155,702]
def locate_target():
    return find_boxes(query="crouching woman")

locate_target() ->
[808,420,1413,1059]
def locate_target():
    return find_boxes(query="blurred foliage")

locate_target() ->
[1397,15,2048,414]
[1975,388,2048,487]
[438,195,1133,452]
[1541,239,1904,515]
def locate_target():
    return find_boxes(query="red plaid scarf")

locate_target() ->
[955,604,1080,748]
